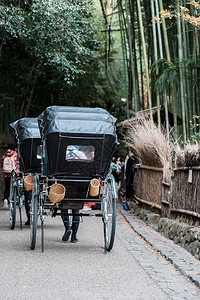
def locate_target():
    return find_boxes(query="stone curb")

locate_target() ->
[117,204,200,288]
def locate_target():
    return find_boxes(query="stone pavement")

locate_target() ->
[0,207,171,300]
[1,203,200,299]
[117,203,200,296]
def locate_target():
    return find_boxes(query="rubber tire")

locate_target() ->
[30,194,38,250]
[19,195,22,230]
[103,176,116,252]
[10,185,17,230]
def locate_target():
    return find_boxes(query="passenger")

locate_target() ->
[66,146,87,160]
[1,144,18,209]
[61,209,80,243]
[84,146,95,161]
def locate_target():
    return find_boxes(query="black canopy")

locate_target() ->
[10,118,41,143]
[38,106,117,178]
[10,118,41,173]
[38,106,117,139]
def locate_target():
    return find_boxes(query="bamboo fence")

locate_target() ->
[134,165,163,212]
[132,164,200,225]
[170,167,200,224]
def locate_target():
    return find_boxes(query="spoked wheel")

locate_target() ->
[9,171,17,230]
[30,174,39,250]
[102,174,116,252]
[18,178,24,230]
[19,195,23,230]
[39,193,45,253]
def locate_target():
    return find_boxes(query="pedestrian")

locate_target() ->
[110,156,117,177]
[123,149,139,210]
[1,144,18,209]
[115,157,122,189]
[61,209,80,243]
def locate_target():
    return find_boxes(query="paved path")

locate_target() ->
[118,204,200,288]
[117,207,200,299]
[0,207,199,299]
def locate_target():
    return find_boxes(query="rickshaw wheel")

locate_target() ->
[30,175,39,250]
[10,172,17,230]
[103,174,116,252]
[19,194,22,230]
[18,178,24,230]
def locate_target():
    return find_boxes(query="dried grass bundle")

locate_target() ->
[174,142,200,167]
[174,144,185,167]
[125,119,172,182]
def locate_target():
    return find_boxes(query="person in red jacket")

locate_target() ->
[1,144,18,209]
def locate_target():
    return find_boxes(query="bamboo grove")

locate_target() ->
[0,1,125,136]
[100,0,200,142]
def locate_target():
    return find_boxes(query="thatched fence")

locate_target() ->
[170,167,200,224]
[132,165,200,225]
[120,116,200,226]
[133,165,163,213]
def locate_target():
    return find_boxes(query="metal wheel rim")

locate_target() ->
[30,175,39,250]
[103,175,116,251]
[10,175,17,230]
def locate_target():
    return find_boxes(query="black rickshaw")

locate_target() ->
[31,106,117,252]
[9,118,41,229]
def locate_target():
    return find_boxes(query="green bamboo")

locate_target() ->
[136,2,144,109]
[182,0,192,138]
[194,27,200,121]
[192,25,197,135]
[129,0,140,111]
[117,1,129,118]
[151,0,161,131]
[155,0,170,139]
[124,0,137,112]
[136,0,153,120]
[118,0,132,113]
[158,0,170,61]
[158,0,179,138]
[177,0,186,142]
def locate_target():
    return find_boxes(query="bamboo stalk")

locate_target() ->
[136,164,163,172]
[158,0,170,61]
[181,0,190,138]
[162,181,171,187]
[117,3,129,118]
[136,2,144,109]
[129,0,140,111]
[176,0,187,142]
[125,0,137,111]
[170,208,200,219]
[192,25,197,136]
[136,0,153,120]
[151,0,161,131]
[174,166,200,171]
[155,0,169,139]
[158,0,180,139]
[134,195,161,210]
[118,0,131,115]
